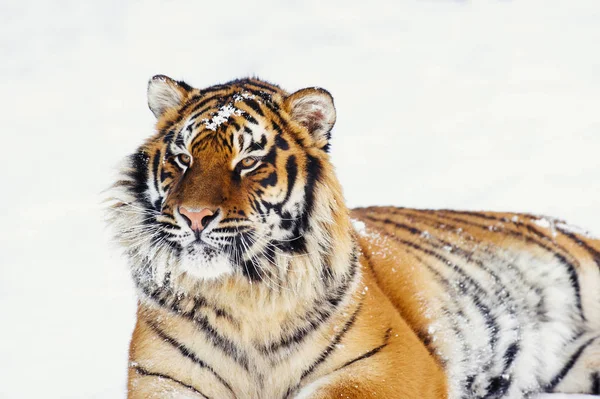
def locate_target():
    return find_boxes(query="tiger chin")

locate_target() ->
[106,75,600,399]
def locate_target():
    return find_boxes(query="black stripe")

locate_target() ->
[362,215,500,346]
[139,283,248,366]
[174,79,192,91]
[185,95,219,117]
[179,87,208,114]
[217,218,250,224]
[244,80,281,93]
[229,120,241,132]
[190,105,214,125]
[243,98,264,116]
[288,154,321,254]
[377,246,453,365]
[259,172,277,187]
[248,134,268,152]
[387,210,553,320]
[142,284,239,328]
[199,85,228,96]
[389,209,536,286]
[190,296,240,328]
[412,209,585,320]
[558,227,600,273]
[245,89,282,115]
[238,87,296,130]
[591,372,600,395]
[284,302,362,399]
[160,169,173,181]
[158,219,179,229]
[369,210,536,317]
[191,136,209,154]
[189,313,249,370]
[240,112,258,125]
[258,258,358,355]
[283,155,297,202]
[275,135,289,152]
[365,212,545,395]
[362,216,504,391]
[403,248,484,392]
[334,328,391,372]
[151,151,162,209]
[128,150,153,210]
[546,336,598,390]
[437,209,582,267]
[175,132,185,148]
[301,301,362,380]
[483,342,519,398]
[361,249,382,287]
[272,121,283,136]
[163,129,175,143]
[144,319,235,395]
[133,365,210,398]
[439,209,498,221]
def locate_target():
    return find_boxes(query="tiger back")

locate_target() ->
[352,207,600,398]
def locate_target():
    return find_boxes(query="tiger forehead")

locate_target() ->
[185,128,271,157]
[171,85,285,151]
[183,80,285,124]
[182,106,273,155]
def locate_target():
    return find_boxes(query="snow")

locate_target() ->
[556,221,595,238]
[533,217,559,237]
[201,103,245,131]
[1,0,600,398]
[351,219,367,235]
[533,218,553,229]
[533,215,597,240]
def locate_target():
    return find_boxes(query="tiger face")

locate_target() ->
[107,76,344,288]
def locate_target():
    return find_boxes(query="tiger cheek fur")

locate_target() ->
[107,76,600,399]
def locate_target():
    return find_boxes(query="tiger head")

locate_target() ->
[107,76,354,293]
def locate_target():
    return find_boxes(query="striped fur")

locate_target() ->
[352,207,600,398]
[106,76,600,398]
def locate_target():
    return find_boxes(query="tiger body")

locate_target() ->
[353,207,600,398]
[107,76,600,399]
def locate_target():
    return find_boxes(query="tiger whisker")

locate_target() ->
[247,232,324,259]
[238,230,291,292]
[233,226,254,289]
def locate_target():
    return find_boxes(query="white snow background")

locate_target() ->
[0,0,599,398]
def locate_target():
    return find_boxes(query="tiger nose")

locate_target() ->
[178,206,215,232]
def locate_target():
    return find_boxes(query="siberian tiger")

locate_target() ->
[106,75,600,399]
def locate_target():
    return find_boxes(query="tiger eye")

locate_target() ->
[176,154,191,167]
[241,157,257,168]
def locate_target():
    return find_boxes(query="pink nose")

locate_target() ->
[179,207,215,232]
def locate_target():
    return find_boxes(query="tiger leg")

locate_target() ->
[294,368,447,399]
[292,293,448,399]
[128,366,207,399]
[293,342,448,399]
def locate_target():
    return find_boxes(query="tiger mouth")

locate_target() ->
[185,240,220,259]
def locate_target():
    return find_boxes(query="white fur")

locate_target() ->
[147,76,185,118]
[423,246,586,398]
[178,245,234,280]
[293,376,331,399]
[288,89,336,142]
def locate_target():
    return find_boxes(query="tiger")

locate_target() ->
[105,75,600,399]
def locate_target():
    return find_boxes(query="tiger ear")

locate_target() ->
[284,87,336,150]
[147,75,192,118]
